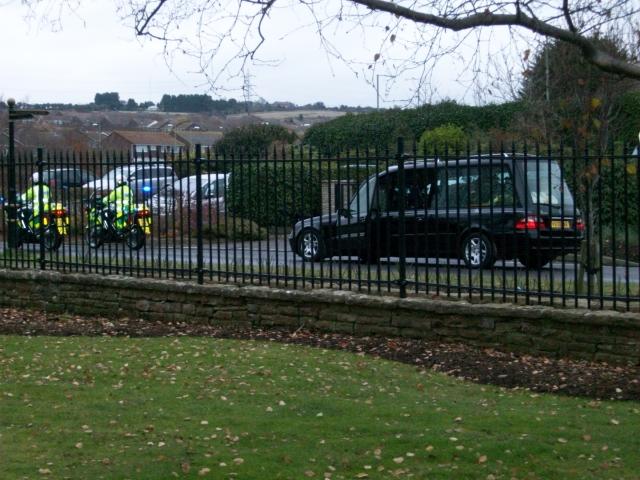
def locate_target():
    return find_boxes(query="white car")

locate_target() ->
[150,173,230,215]
[82,164,176,200]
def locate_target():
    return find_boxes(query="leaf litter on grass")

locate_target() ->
[1,335,639,479]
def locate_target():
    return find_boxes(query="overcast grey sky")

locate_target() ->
[1,1,515,107]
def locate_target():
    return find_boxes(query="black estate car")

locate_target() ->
[289,155,585,269]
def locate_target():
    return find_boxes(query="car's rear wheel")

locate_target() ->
[297,228,326,262]
[42,225,62,251]
[518,253,554,269]
[461,232,496,269]
[126,225,146,250]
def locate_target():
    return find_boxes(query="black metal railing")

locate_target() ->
[1,139,638,311]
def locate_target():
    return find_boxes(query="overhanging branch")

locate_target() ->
[134,0,169,35]
[349,0,640,79]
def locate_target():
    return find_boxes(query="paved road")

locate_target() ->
[3,236,639,286]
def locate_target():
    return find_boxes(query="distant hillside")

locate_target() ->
[227,110,347,136]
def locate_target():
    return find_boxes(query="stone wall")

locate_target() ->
[1,269,639,365]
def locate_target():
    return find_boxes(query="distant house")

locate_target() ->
[102,130,185,159]
[174,131,224,151]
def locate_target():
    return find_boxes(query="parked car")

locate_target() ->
[82,164,176,201]
[150,173,230,215]
[32,168,96,189]
[289,155,585,269]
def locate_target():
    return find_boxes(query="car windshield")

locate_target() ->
[525,160,574,210]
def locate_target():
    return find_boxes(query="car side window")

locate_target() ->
[379,169,435,212]
[436,164,517,209]
[135,168,155,181]
[348,176,376,217]
[156,167,173,177]
[205,179,226,198]
[68,170,79,185]
[67,169,83,186]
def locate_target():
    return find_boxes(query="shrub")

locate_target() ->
[227,162,322,227]
[418,124,467,153]
[216,124,297,154]
[565,158,639,229]
[203,216,267,241]
[612,91,640,144]
[597,160,639,227]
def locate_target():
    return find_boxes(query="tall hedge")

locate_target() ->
[227,161,322,227]
[304,101,521,151]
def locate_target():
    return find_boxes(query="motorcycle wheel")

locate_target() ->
[14,229,24,249]
[126,225,146,250]
[85,225,104,249]
[42,226,63,251]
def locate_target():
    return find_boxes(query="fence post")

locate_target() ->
[37,148,46,270]
[396,137,407,298]
[194,144,204,285]
[6,100,18,249]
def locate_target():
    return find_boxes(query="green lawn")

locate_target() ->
[1,336,639,479]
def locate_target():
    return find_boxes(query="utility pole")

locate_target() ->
[92,122,101,150]
[243,71,253,114]
[545,42,550,102]
[6,99,49,248]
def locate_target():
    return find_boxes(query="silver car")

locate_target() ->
[150,173,230,215]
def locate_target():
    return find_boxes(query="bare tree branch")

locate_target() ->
[133,0,168,35]
[348,0,640,78]
[562,0,578,33]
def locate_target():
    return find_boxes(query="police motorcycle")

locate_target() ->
[4,185,69,251]
[84,182,152,251]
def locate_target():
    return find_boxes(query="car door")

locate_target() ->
[334,175,377,256]
[149,166,173,198]
[431,165,469,258]
[204,177,228,213]
[403,168,437,259]
[128,167,152,200]
[369,168,436,259]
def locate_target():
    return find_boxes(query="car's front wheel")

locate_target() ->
[85,225,104,249]
[461,232,496,269]
[297,229,326,262]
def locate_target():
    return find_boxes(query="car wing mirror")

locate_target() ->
[337,207,352,218]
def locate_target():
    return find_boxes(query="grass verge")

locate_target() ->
[1,336,639,479]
